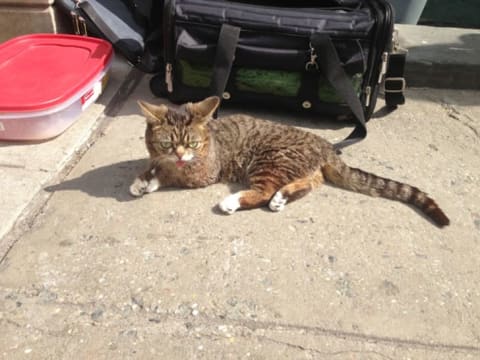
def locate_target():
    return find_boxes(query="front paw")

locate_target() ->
[130,176,160,197]
[129,177,149,197]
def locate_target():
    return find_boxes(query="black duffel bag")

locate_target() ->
[151,0,407,149]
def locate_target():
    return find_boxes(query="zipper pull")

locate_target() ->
[305,43,319,71]
[365,86,372,107]
[378,52,388,83]
[165,63,173,93]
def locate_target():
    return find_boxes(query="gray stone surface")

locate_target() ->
[0,76,479,358]
[397,24,480,89]
[0,5,66,43]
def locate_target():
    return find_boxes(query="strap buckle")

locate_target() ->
[384,77,406,93]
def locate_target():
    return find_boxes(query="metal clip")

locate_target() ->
[392,28,408,55]
[70,11,88,36]
[365,86,372,107]
[392,29,400,52]
[71,11,80,35]
[378,52,388,84]
[165,63,173,93]
[305,42,319,71]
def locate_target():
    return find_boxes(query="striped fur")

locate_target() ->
[322,164,449,227]
[132,97,450,227]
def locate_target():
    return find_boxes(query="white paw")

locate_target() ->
[219,193,241,215]
[129,177,148,197]
[145,178,160,193]
[269,191,287,212]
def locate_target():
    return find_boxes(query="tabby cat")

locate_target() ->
[130,96,449,227]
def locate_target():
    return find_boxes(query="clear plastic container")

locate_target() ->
[0,34,113,141]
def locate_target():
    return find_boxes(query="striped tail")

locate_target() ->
[322,164,450,227]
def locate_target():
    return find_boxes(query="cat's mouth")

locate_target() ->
[174,152,195,168]
[176,160,187,168]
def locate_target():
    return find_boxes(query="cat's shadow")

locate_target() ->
[45,159,261,216]
[44,159,152,202]
[45,159,244,209]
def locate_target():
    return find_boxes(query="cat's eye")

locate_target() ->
[158,141,172,149]
[188,141,200,149]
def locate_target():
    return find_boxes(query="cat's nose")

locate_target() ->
[175,146,185,159]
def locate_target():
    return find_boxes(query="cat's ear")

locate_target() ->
[138,100,168,125]
[185,96,220,123]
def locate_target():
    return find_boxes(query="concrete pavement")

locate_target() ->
[1,24,480,359]
[0,74,479,358]
[1,23,480,251]
[0,58,140,255]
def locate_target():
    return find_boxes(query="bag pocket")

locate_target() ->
[172,23,369,105]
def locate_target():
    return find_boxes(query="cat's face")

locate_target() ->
[138,96,220,168]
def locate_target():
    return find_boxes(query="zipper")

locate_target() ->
[175,18,371,40]
[182,0,358,14]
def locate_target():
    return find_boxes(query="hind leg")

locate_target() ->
[219,184,277,215]
[269,170,324,212]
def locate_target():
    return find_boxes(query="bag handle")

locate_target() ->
[210,27,367,150]
[209,23,241,114]
[310,33,367,151]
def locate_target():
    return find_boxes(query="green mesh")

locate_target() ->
[178,60,213,88]
[235,68,301,97]
[317,73,364,103]
[178,60,363,103]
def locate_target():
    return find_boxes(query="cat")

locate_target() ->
[130,96,450,227]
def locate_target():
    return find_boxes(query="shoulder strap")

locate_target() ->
[310,33,367,151]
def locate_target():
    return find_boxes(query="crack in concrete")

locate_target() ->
[1,318,68,338]
[0,163,25,169]
[223,317,480,355]
[440,102,479,140]
[258,335,395,360]
[3,294,480,355]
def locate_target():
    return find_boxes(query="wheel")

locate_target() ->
[149,70,168,97]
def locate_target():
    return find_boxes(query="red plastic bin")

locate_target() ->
[0,34,113,141]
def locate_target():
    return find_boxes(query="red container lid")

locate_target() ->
[0,34,113,113]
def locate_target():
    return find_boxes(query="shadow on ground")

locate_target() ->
[44,159,148,202]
